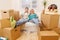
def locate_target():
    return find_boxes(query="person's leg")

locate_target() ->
[16,18,28,26]
[32,18,39,24]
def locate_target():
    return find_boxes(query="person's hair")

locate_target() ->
[48,5,52,9]
[25,7,29,9]
[48,4,57,9]
[51,4,57,9]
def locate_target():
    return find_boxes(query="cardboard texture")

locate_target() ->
[8,10,20,21]
[0,29,3,36]
[39,31,59,40]
[58,15,60,28]
[41,13,59,29]
[3,26,21,40]
[8,9,15,17]
[0,11,10,19]
[0,19,11,28]
[14,11,20,21]
[53,28,60,34]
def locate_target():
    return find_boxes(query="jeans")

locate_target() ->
[29,18,39,24]
[16,18,28,26]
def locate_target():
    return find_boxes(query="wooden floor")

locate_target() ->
[17,32,60,40]
[17,32,39,40]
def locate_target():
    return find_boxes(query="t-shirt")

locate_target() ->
[22,13,29,19]
[28,13,38,20]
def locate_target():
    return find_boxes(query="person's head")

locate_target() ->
[48,5,52,11]
[51,4,57,10]
[30,9,34,14]
[48,4,57,11]
[25,7,29,13]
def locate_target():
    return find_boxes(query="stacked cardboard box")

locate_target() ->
[0,10,21,40]
[41,13,59,30]
[39,31,59,40]
[0,11,11,28]
[0,29,3,36]
[3,26,21,40]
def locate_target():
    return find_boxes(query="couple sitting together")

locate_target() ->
[16,7,39,26]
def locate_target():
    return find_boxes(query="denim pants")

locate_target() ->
[29,18,39,24]
[16,18,28,26]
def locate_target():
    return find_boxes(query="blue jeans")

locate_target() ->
[29,18,39,24]
[16,18,28,26]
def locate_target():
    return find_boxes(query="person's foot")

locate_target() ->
[14,25,18,28]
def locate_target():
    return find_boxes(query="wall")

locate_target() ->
[0,0,12,10]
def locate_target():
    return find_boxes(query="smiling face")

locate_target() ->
[30,9,34,14]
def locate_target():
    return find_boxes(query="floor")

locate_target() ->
[17,32,39,40]
[16,31,60,40]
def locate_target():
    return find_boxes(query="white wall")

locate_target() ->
[0,0,12,10]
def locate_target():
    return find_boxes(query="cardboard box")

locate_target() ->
[8,10,20,21]
[0,29,3,36]
[53,28,60,34]
[58,15,60,28]
[8,9,15,17]
[0,19,11,28]
[0,11,10,19]
[3,26,21,40]
[14,11,20,21]
[39,31,59,40]
[41,13,59,29]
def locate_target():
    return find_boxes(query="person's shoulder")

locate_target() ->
[34,13,37,15]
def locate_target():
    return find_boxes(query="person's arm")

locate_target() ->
[34,13,38,18]
[20,13,24,18]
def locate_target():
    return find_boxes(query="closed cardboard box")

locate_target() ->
[8,10,20,21]
[3,26,21,40]
[0,19,11,28]
[14,11,20,21]
[41,13,59,29]
[0,29,3,36]
[58,15,60,28]
[8,9,15,17]
[0,11,10,19]
[53,28,60,34]
[39,31,59,40]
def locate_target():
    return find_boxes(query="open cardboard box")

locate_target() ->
[41,13,59,29]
